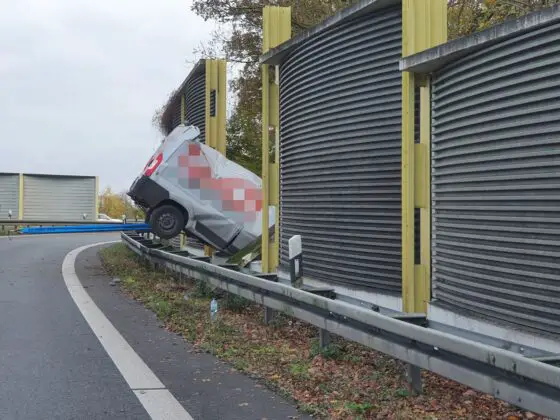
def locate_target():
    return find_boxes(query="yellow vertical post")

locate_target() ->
[18,173,24,220]
[205,59,216,149]
[205,59,227,154]
[261,6,291,273]
[204,58,227,256]
[261,62,271,270]
[180,92,187,245]
[94,176,99,220]
[402,69,415,312]
[402,0,447,313]
[416,81,431,312]
[204,60,216,258]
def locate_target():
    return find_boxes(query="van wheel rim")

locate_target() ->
[159,213,176,231]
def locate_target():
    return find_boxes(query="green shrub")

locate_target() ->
[222,293,252,312]
[310,339,344,360]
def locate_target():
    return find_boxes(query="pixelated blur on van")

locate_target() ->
[127,124,274,255]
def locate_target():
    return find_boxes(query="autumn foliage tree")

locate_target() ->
[98,187,144,220]
[448,0,559,39]
[154,0,559,174]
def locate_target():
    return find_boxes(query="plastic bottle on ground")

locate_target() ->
[210,298,218,322]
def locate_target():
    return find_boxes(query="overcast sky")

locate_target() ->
[1,0,216,192]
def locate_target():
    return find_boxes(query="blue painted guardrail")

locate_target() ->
[20,223,151,234]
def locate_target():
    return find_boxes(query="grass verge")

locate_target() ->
[99,243,540,420]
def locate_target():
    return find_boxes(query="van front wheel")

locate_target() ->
[150,205,185,239]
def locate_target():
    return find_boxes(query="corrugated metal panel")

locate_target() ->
[431,21,560,334]
[279,6,403,292]
[184,72,206,143]
[170,101,182,132]
[162,69,206,139]
[0,174,19,218]
[23,175,96,221]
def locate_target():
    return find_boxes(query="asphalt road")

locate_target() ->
[0,233,307,420]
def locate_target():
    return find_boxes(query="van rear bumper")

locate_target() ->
[127,175,169,210]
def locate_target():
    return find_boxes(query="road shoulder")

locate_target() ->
[75,244,307,420]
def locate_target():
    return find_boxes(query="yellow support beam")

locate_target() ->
[180,77,188,243]
[204,59,227,257]
[262,6,291,53]
[414,143,428,209]
[418,82,432,313]
[268,163,278,206]
[268,161,279,268]
[217,60,227,155]
[94,176,99,220]
[261,6,291,273]
[402,0,447,313]
[18,173,24,220]
[261,64,271,270]
[205,59,227,155]
[401,71,416,312]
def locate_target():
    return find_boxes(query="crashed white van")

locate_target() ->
[128,125,274,255]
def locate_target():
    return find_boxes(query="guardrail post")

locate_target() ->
[264,307,274,324]
[319,328,331,348]
[406,363,422,395]
[261,6,291,274]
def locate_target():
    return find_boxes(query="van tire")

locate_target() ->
[150,204,184,239]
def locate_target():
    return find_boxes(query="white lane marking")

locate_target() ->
[134,390,193,420]
[62,242,193,420]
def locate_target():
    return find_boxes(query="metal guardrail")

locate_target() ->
[121,231,560,419]
[0,219,145,225]
[20,223,150,234]
[0,220,148,235]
